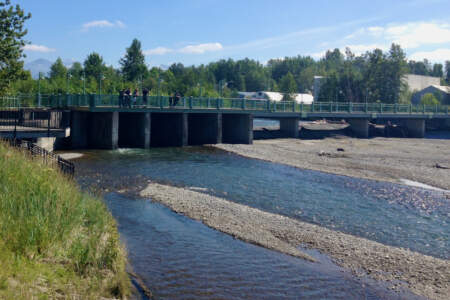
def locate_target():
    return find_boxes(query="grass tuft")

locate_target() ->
[0,141,130,299]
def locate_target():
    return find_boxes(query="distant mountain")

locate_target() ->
[24,58,53,79]
[24,58,78,79]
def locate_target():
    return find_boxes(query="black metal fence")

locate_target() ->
[6,139,75,176]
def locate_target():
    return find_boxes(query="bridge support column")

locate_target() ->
[222,113,253,144]
[404,119,425,138]
[347,118,369,138]
[119,112,151,148]
[279,118,299,138]
[151,113,188,147]
[70,111,89,149]
[88,112,119,149]
[188,113,222,145]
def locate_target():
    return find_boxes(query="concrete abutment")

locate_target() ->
[347,118,369,138]
[279,118,300,138]
[188,113,222,145]
[404,119,425,138]
[222,114,253,144]
[119,112,151,148]
[150,112,188,147]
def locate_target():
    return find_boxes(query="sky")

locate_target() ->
[15,0,450,68]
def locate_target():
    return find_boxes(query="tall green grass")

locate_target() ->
[0,142,129,299]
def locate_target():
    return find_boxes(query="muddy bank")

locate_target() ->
[215,137,450,190]
[139,183,449,300]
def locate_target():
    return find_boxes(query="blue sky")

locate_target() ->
[17,0,450,67]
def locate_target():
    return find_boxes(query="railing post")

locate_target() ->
[409,104,412,114]
[349,102,352,113]
[365,102,368,113]
[312,101,315,112]
[207,97,210,108]
[189,97,193,109]
[423,104,425,114]
[394,103,398,113]
[292,101,296,112]
[242,98,246,110]
[301,102,304,113]
[379,103,382,113]
[266,100,270,111]
[435,104,438,113]
[89,94,96,108]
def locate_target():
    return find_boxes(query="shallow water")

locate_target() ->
[107,193,423,300]
[76,147,449,260]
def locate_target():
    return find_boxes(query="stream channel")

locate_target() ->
[73,146,448,299]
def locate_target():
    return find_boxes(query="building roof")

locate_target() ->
[239,91,314,104]
[430,85,450,94]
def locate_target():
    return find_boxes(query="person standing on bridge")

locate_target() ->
[132,89,139,107]
[143,87,149,107]
[125,88,131,108]
[119,89,125,107]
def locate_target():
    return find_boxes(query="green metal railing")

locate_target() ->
[1,94,449,115]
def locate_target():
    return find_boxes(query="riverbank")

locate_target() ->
[214,136,450,190]
[140,182,449,300]
[0,142,130,299]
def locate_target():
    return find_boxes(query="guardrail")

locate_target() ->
[1,94,449,115]
[5,139,74,176]
[0,108,66,139]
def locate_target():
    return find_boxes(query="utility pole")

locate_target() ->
[82,71,86,95]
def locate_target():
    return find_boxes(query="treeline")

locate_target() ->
[8,39,450,104]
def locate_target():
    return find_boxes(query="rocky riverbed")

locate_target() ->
[139,182,449,300]
[214,137,450,190]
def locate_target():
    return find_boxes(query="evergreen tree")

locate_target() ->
[279,72,297,100]
[120,39,147,82]
[84,52,106,80]
[49,58,67,79]
[0,0,31,95]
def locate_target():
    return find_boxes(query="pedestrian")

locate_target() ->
[125,88,131,108]
[142,87,149,106]
[133,89,138,107]
[174,91,181,107]
[118,89,124,107]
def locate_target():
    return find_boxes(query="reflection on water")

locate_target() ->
[76,147,449,260]
[107,193,422,300]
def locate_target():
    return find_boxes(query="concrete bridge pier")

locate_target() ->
[119,112,151,148]
[188,113,222,145]
[70,111,89,149]
[404,119,425,138]
[151,112,188,147]
[279,118,299,138]
[222,113,253,144]
[347,118,369,138]
[88,112,119,149]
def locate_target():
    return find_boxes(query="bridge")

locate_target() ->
[1,94,449,150]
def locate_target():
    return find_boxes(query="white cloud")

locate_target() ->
[409,48,450,62]
[179,43,223,54]
[82,20,126,31]
[144,47,173,55]
[344,21,450,49]
[144,43,223,56]
[23,44,56,53]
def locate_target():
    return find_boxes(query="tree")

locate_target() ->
[431,63,443,78]
[49,58,67,79]
[279,72,297,100]
[445,61,450,84]
[420,93,439,105]
[0,0,31,95]
[120,38,147,82]
[84,52,106,80]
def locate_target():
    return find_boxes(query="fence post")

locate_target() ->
[242,98,246,110]
[47,110,51,137]
[189,97,193,109]
[312,101,315,112]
